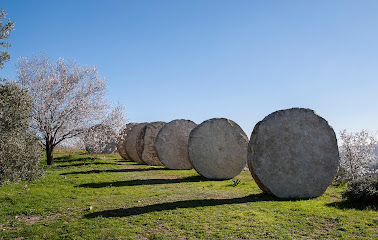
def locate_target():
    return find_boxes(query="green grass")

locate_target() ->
[1,150,377,239]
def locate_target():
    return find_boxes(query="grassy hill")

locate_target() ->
[0,151,377,239]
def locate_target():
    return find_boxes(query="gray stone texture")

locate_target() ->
[125,123,148,164]
[155,119,197,170]
[188,118,248,179]
[84,124,116,154]
[116,122,137,160]
[142,121,166,166]
[248,108,340,199]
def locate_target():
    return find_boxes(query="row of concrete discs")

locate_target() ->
[86,108,340,199]
[115,119,248,179]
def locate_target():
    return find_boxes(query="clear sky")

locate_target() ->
[1,0,378,137]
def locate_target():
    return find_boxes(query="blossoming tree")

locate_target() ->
[17,54,126,165]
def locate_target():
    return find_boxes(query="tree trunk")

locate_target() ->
[46,141,54,165]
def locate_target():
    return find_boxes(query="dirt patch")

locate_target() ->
[0,223,10,232]
[17,212,73,225]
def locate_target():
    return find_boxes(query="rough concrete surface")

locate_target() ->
[84,124,116,154]
[124,123,148,164]
[155,119,197,170]
[116,122,137,160]
[188,118,248,179]
[141,121,166,166]
[248,108,340,198]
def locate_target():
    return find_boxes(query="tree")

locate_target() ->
[0,8,15,70]
[339,129,378,181]
[0,79,43,183]
[81,102,127,154]
[16,54,125,165]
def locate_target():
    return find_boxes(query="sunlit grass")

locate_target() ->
[0,150,377,239]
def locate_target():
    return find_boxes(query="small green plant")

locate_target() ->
[332,167,347,186]
[231,179,241,187]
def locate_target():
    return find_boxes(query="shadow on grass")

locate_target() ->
[54,156,98,163]
[56,162,121,168]
[326,200,377,210]
[77,176,208,188]
[116,159,134,163]
[84,193,286,218]
[126,162,156,166]
[61,167,170,175]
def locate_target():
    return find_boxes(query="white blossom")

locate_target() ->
[339,129,378,180]
[16,53,127,164]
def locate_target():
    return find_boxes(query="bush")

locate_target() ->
[0,131,43,183]
[342,175,378,207]
[0,79,43,183]
[338,130,378,206]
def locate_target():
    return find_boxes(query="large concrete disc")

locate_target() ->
[125,123,148,163]
[116,122,137,160]
[248,108,340,199]
[84,124,116,154]
[188,118,248,179]
[155,119,197,170]
[141,121,166,166]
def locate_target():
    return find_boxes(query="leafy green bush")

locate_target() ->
[0,79,43,183]
[0,131,43,183]
[342,175,378,207]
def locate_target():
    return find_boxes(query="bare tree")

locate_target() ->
[16,54,114,165]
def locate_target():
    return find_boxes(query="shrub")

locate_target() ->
[338,130,378,206]
[0,79,43,183]
[342,175,378,207]
[0,131,43,183]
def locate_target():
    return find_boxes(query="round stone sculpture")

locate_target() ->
[116,122,137,160]
[84,124,116,154]
[141,121,166,166]
[125,123,148,163]
[188,118,248,179]
[248,108,340,199]
[155,119,197,170]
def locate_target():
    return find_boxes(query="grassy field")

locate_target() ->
[0,151,377,239]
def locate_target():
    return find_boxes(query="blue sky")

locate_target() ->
[1,0,378,136]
